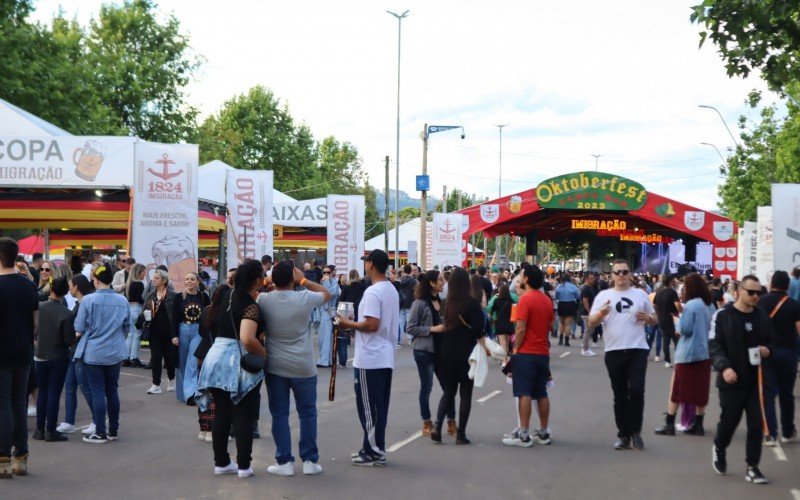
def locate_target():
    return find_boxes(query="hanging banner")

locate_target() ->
[408,240,418,265]
[131,141,199,292]
[226,170,274,269]
[431,213,464,269]
[273,198,327,227]
[736,228,745,280]
[326,195,365,278]
[772,184,800,274]
[756,206,773,284]
[739,221,758,280]
[0,136,136,188]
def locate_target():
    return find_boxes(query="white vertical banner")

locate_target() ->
[326,195,365,278]
[131,141,199,293]
[736,228,745,280]
[740,221,758,280]
[772,184,800,274]
[225,170,274,269]
[431,212,464,269]
[756,206,774,284]
[407,240,418,265]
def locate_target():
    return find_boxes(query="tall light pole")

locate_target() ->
[700,142,729,169]
[419,124,465,270]
[698,104,739,147]
[387,9,409,269]
[495,124,507,267]
[591,154,603,171]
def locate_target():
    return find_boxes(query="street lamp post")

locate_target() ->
[698,104,739,147]
[700,142,729,169]
[387,9,409,270]
[591,154,603,171]
[495,124,507,267]
[419,124,465,270]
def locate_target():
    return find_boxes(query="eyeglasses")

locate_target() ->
[41,268,51,272]
[742,288,763,297]
[612,270,630,276]
[323,271,331,275]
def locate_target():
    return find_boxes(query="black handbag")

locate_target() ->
[228,294,265,374]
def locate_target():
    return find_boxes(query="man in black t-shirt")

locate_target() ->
[477,266,493,300]
[654,275,683,367]
[758,271,800,445]
[0,237,39,477]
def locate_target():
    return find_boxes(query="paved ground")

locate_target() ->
[4,338,799,500]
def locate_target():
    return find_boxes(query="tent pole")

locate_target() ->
[43,229,50,260]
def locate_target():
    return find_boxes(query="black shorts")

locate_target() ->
[511,354,549,399]
[557,301,578,318]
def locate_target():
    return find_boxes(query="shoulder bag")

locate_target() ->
[228,293,266,374]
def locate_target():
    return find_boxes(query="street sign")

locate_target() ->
[416,175,430,192]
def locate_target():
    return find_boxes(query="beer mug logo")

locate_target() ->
[73,140,106,182]
[152,235,196,293]
[507,195,523,214]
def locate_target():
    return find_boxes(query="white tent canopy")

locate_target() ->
[364,217,481,253]
[199,160,296,205]
[0,98,72,136]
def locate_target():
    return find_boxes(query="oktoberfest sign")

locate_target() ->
[226,170,274,269]
[326,195,365,277]
[535,172,648,211]
[131,141,198,293]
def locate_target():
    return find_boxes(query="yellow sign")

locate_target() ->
[273,225,284,239]
[571,219,628,231]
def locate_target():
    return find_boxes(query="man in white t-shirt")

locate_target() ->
[337,249,398,467]
[588,259,658,452]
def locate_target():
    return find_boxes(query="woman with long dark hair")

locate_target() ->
[487,283,517,356]
[654,273,715,436]
[432,267,489,444]
[123,264,146,368]
[195,259,266,478]
[194,284,230,442]
[407,270,455,437]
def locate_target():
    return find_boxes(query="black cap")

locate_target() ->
[361,249,389,272]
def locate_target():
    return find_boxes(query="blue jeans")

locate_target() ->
[265,373,318,464]
[336,334,349,366]
[177,322,200,402]
[317,312,333,367]
[764,347,798,439]
[83,363,121,435]
[646,325,662,356]
[413,350,454,421]
[398,308,411,343]
[0,364,29,457]
[64,359,93,425]
[34,359,69,432]
[126,303,142,360]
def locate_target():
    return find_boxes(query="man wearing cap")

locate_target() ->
[338,249,398,467]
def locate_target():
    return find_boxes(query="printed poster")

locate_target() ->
[226,170,274,269]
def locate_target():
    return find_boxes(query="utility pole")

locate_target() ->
[387,10,409,270]
[420,123,429,269]
[495,124,507,269]
[591,154,602,172]
[384,155,390,253]
[442,185,447,214]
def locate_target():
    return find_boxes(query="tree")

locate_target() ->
[432,188,484,213]
[197,86,319,195]
[690,1,800,93]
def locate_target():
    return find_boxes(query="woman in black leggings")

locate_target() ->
[143,269,177,394]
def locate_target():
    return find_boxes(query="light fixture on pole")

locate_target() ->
[387,9,409,270]
[698,104,739,147]
[495,124,508,267]
[700,142,729,169]
[591,154,602,172]
[419,124,465,270]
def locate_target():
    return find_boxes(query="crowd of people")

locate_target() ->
[1,236,798,486]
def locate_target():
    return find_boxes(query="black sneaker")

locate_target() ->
[712,445,726,475]
[533,430,552,445]
[107,430,118,441]
[631,433,644,451]
[614,436,632,450]
[130,358,144,368]
[745,466,768,484]
[32,429,44,441]
[83,432,108,444]
[44,431,68,442]
[351,450,386,467]
[121,359,132,368]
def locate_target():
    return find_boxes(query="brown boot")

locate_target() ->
[447,419,457,437]
[422,420,433,437]
[0,457,11,479]
[12,454,27,477]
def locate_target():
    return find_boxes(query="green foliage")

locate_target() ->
[433,188,486,213]
[690,0,800,93]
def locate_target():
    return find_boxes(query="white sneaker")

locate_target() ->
[780,432,798,444]
[27,406,36,417]
[303,461,323,475]
[238,467,254,478]
[198,431,207,441]
[267,462,295,476]
[82,423,96,435]
[214,462,238,475]
[581,349,597,357]
[665,362,673,368]
[147,385,163,394]
[167,380,176,392]
[56,422,76,434]
[205,433,213,443]
[654,356,661,362]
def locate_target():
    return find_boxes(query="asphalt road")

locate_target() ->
[5,338,799,500]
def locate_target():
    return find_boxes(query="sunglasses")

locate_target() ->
[612,270,630,276]
[742,288,763,297]
[41,268,51,272]
[323,271,331,275]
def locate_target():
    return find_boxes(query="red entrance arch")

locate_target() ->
[456,171,738,279]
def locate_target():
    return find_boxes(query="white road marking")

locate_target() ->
[477,390,502,403]
[790,489,800,500]
[120,371,151,380]
[559,352,570,359]
[772,443,788,462]
[347,357,354,363]
[387,431,423,453]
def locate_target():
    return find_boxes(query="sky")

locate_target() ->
[31,0,775,211]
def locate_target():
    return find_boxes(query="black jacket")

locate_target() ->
[141,290,178,338]
[708,304,775,390]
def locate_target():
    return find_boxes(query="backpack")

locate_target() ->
[399,277,416,309]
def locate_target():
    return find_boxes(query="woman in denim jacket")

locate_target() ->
[654,273,716,437]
